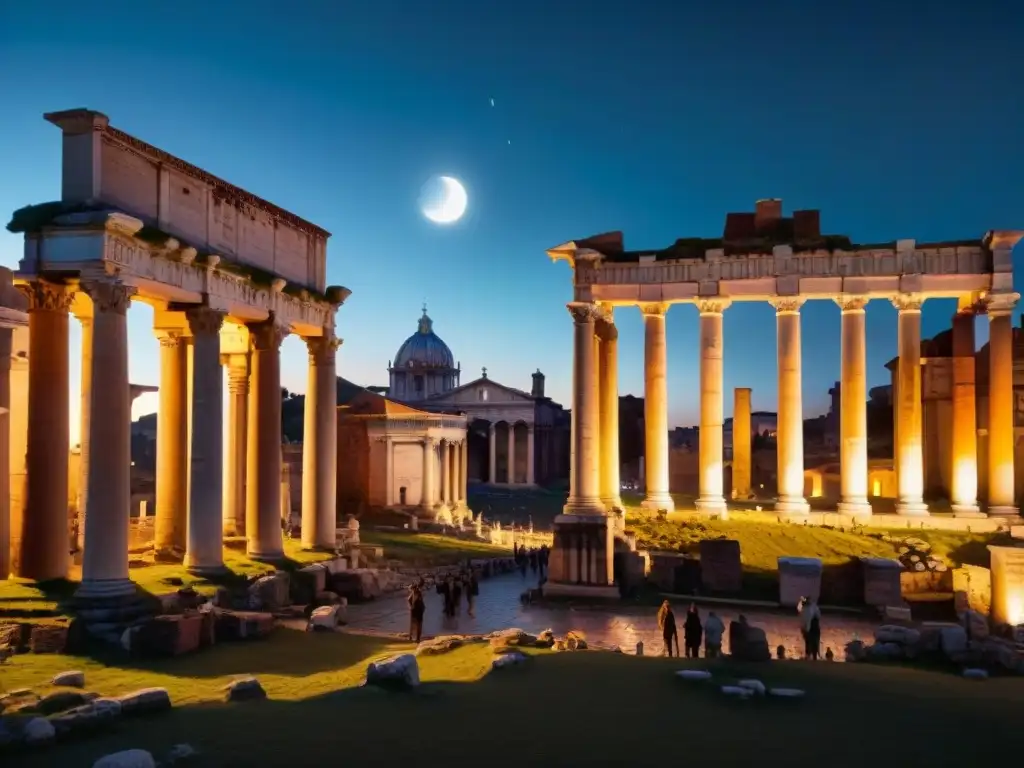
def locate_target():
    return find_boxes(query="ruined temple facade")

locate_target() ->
[544,198,1020,598]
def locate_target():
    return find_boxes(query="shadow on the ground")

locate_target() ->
[10,650,1024,768]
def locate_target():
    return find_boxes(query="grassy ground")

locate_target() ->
[361,530,510,567]
[3,630,1022,766]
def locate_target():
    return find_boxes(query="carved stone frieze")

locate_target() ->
[16,280,74,313]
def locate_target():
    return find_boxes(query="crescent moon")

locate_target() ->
[423,176,468,224]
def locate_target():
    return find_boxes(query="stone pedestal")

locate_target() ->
[640,303,673,513]
[542,514,618,599]
[861,557,904,608]
[76,280,137,599]
[773,299,809,515]
[732,387,751,500]
[696,301,728,515]
[988,545,1024,626]
[837,297,872,516]
[778,556,822,607]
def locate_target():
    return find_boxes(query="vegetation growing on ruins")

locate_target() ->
[3,631,1021,766]
[360,531,509,567]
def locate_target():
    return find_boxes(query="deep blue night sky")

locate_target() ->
[1,0,1022,433]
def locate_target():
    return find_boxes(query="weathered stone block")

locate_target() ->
[215,610,274,641]
[224,677,266,702]
[115,687,172,716]
[699,539,742,593]
[29,623,68,654]
[365,654,420,689]
[778,557,822,607]
[248,572,290,611]
[136,614,203,657]
[862,557,904,607]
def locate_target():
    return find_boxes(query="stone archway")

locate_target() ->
[467,418,492,483]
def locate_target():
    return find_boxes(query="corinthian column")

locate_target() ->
[836,296,872,516]
[183,307,226,573]
[772,298,809,515]
[950,308,981,516]
[421,437,435,513]
[986,292,1020,516]
[222,353,249,536]
[72,307,92,553]
[696,299,730,516]
[892,294,928,516]
[302,334,341,548]
[566,302,604,514]
[596,314,623,511]
[76,279,136,598]
[246,317,288,560]
[154,327,189,553]
[15,280,73,580]
[439,440,450,506]
[640,302,673,513]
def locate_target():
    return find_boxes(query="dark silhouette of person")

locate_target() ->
[437,575,453,618]
[529,548,538,574]
[683,603,703,658]
[408,586,425,643]
[657,600,680,657]
[451,574,463,615]
[466,571,479,617]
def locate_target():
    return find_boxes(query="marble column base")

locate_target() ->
[600,496,625,515]
[74,577,137,601]
[564,497,608,515]
[542,581,620,600]
[951,504,985,518]
[837,500,873,517]
[695,496,728,516]
[640,494,674,514]
[248,549,285,563]
[184,561,228,577]
[775,497,810,515]
[896,500,930,516]
[987,505,1020,518]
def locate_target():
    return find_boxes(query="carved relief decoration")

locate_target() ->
[249,318,290,351]
[640,302,669,317]
[985,291,1020,317]
[890,293,924,312]
[186,306,226,336]
[81,279,136,315]
[16,280,75,313]
[306,334,341,366]
[695,298,731,315]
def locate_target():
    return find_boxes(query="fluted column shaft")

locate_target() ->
[507,424,516,484]
[421,438,435,512]
[440,441,450,505]
[73,311,92,552]
[950,310,981,516]
[448,441,456,503]
[222,356,249,536]
[154,329,189,552]
[893,295,928,515]
[597,316,622,510]
[181,308,226,573]
[16,280,72,580]
[640,303,673,512]
[566,302,603,513]
[774,299,810,515]
[246,318,288,559]
[732,388,752,499]
[77,280,136,597]
[696,300,729,515]
[987,294,1019,516]
[488,424,496,483]
[837,297,871,516]
[526,428,536,486]
[302,334,340,548]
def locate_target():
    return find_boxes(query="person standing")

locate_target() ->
[466,570,479,617]
[657,600,680,657]
[408,586,425,643]
[703,611,724,658]
[799,597,822,660]
[683,603,703,659]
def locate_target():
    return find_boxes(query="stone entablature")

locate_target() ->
[16,212,341,337]
[42,108,329,292]
[555,236,1013,306]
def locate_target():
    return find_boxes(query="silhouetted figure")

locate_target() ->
[704,611,724,658]
[799,597,822,660]
[683,603,703,659]
[451,574,463,615]
[657,600,680,657]
[408,587,425,643]
[466,571,479,617]
[539,545,549,577]
[529,549,538,574]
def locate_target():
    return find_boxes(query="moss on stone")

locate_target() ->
[5,201,94,233]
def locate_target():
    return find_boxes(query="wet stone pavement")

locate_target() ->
[344,570,881,660]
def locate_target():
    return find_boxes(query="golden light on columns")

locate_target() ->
[949,303,982,517]
[695,298,730,517]
[891,293,928,516]
[985,291,1021,517]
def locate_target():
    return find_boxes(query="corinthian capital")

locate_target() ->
[985,291,1020,317]
[185,306,225,336]
[80,279,136,315]
[249,317,290,351]
[16,279,75,313]
[891,293,924,313]
[695,298,731,315]
[306,334,342,366]
[595,319,618,342]
[770,297,805,314]
[835,295,869,313]
[566,302,597,324]
[639,302,669,317]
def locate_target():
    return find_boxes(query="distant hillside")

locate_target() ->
[133,377,371,444]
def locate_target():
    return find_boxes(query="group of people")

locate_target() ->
[657,601,725,658]
[406,567,482,643]
[512,542,548,580]
[656,596,825,660]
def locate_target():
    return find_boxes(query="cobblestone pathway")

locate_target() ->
[345,571,880,660]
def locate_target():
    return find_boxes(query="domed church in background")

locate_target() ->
[381,306,570,487]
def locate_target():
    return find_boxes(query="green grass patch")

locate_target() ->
[361,530,510,567]
[3,632,1022,767]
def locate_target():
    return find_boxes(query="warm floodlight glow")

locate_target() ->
[420,175,468,225]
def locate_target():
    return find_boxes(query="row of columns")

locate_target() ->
[419,437,468,511]
[485,423,536,485]
[564,292,1020,520]
[564,303,622,515]
[11,276,341,592]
